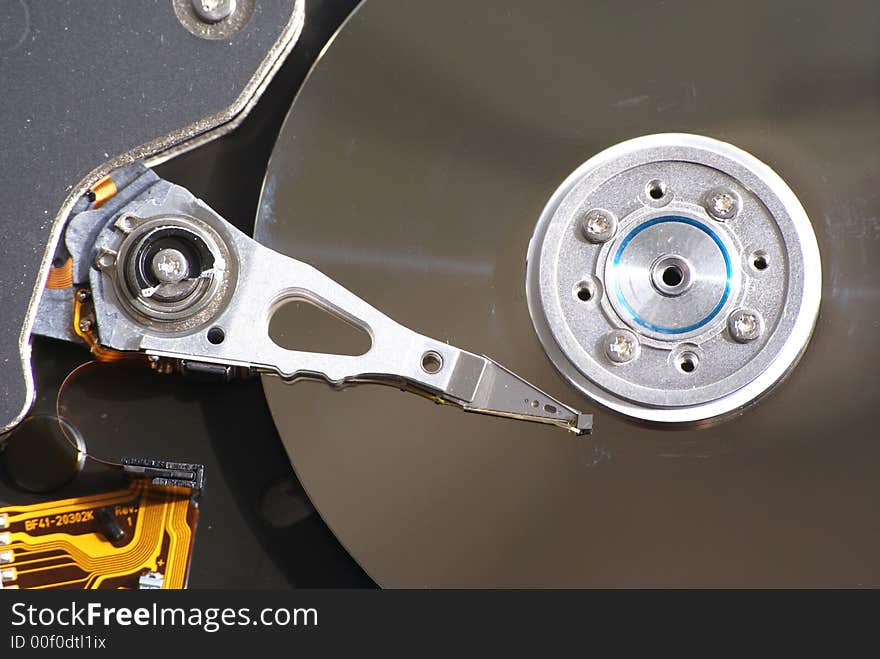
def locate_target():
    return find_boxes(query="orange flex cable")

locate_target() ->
[45,257,74,289]
[72,289,140,364]
[89,175,117,208]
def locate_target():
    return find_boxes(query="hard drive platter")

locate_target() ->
[1,0,878,590]
[256,0,880,586]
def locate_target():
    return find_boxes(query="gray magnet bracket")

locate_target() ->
[526,134,822,423]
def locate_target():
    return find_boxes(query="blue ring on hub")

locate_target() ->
[611,216,732,334]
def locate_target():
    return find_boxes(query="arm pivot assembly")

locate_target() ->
[36,164,591,436]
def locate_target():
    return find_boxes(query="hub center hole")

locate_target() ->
[651,255,693,297]
[661,265,683,287]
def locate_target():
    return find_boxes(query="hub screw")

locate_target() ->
[604,329,640,364]
[704,187,740,220]
[152,248,190,284]
[728,308,763,343]
[581,209,618,243]
[192,0,235,23]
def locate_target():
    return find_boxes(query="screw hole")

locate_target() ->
[207,327,225,344]
[575,280,595,302]
[421,351,443,374]
[543,404,557,414]
[661,265,683,287]
[676,351,699,374]
[752,252,769,271]
[647,179,667,200]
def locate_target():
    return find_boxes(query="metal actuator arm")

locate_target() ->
[38,164,591,436]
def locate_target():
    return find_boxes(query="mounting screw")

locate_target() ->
[191,0,235,23]
[704,187,741,220]
[78,319,92,333]
[75,289,90,302]
[728,308,763,343]
[604,330,640,364]
[151,248,190,284]
[581,209,618,243]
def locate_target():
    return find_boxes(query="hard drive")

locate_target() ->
[1,0,878,588]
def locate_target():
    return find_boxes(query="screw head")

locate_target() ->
[78,319,92,333]
[581,209,618,243]
[604,330,640,364]
[192,0,235,23]
[728,308,764,343]
[151,248,190,284]
[704,187,741,220]
[75,289,90,302]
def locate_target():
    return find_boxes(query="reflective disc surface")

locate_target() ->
[256,0,880,586]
